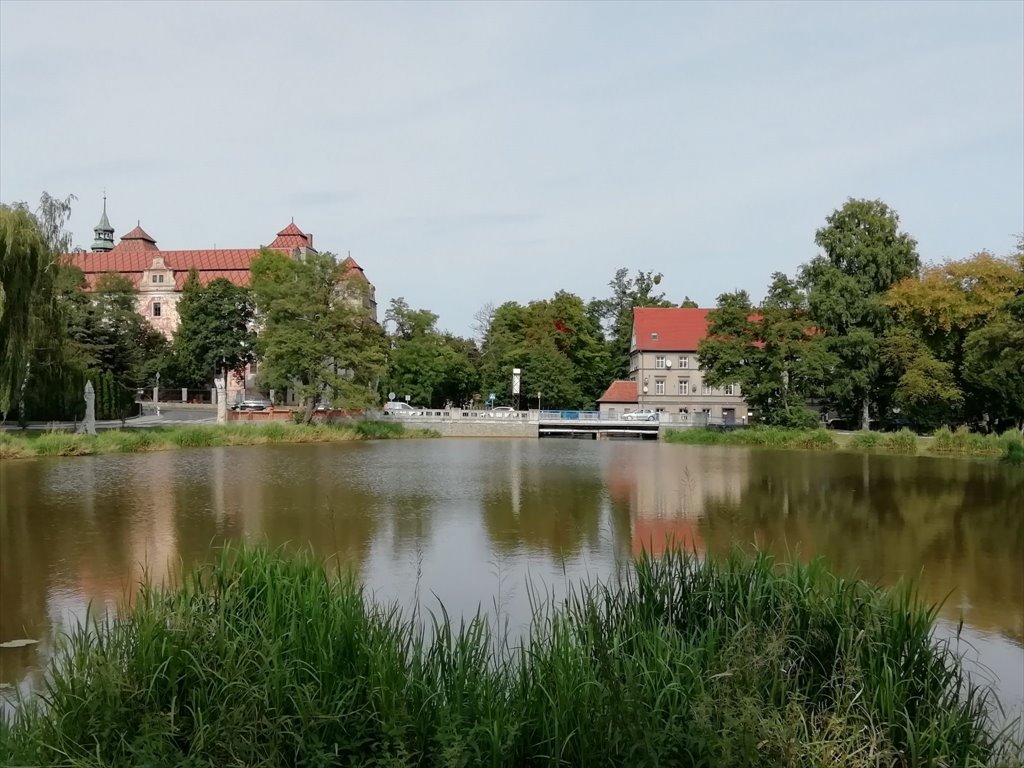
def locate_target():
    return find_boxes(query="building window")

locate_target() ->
[153,302,162,317]
[655,379,665,395]
[702,382,711,396]
[151,275,158,283]
[678,379,689,395]
[724,384,735,396]
[679,356,689,369]
[158,274,165,283]
[651,332,658,340]
[655,355,666,369]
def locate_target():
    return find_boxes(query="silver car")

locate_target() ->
[621,409,659,421]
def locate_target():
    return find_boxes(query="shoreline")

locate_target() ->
[664,426,1024,463]
[0,421,441,460]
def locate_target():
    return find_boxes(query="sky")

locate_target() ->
[1,0,1022,336]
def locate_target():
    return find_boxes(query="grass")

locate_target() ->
[664,426,838,450]
[666,425,1024,462]
[0,421,440,460]
[2,547,1018,767]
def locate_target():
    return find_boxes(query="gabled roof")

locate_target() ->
[111,225,158,252]
[632,307,712,352]
[598,380,638,403]
[269,222,314,250]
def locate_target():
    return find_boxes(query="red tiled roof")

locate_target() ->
[598,380,638,403]
[111,225,158,252]
[70,249,264,275]
[632,307,713,352]
[269,222,313,250]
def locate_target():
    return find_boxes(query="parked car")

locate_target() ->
[490,406,516,417]
[383,401,422,415]
[232,398,272,411]
[621,409,659,421]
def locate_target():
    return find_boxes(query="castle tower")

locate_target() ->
[90,195,115,252]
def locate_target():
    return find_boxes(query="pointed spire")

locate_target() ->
[91,193,115,252]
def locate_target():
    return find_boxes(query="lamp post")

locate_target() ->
[154,372,161,416]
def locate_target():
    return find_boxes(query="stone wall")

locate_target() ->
[391,418,538,438]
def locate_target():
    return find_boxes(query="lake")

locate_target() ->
[1,439,1021,721]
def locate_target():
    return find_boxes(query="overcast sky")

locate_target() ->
[2,1,1021,335]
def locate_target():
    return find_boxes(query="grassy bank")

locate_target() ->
[0,421,439,460]
[2,548,1017,767]
[665,425,1024,461]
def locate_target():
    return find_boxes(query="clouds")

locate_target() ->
[2,0,1021,334]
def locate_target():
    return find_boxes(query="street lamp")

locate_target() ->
[154,372,161,416]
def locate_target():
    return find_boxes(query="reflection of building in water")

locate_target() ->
[604,444,749,556]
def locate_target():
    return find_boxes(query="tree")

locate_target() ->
[174,272,257,390]
[698,275,831,427]
[963,291,1024,432]
[251,249,385,419]
[886,249,1023,425]
[879,327,963,431]
[680,296,699,309]
[0,194,77,420]
[383,298,479,408]
[802,199,920,429]
[592,268,673,380]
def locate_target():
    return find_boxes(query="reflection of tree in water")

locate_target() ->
[700,451,1024,642]
[481,461,608,558]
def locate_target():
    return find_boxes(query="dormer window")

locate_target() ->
[651,332,658,340]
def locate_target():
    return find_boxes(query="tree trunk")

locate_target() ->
[861,396,871,431]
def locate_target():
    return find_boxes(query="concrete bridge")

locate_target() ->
[388,409,707,439]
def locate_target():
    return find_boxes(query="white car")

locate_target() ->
[383,402,421,415]
[490,406,516,417]
[621,409,659,421]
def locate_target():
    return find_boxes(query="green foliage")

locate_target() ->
[0,201,70,417]
[0,421,437,459]
[929,426,1016,457]
[1001,437,1024,466]
[2,547,1008,766]
[384,298,479,407]
[251,249,386,417]
[664,427,837,450]
[881,429,918,455]
[173,272,257,389]
[803,198,920,428]
[591,268,672,380]
[880,327,963,430]
[848,431,885,450]
[699,274,833,426]
[478,291,610,410]
[963,291,1024,432]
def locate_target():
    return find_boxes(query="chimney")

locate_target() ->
[307,232,313,249]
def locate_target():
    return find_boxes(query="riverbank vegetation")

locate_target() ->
[3,194,1021,434]
[0,421,437,460]
[2,546,1017,767]
[665,426,1024,462]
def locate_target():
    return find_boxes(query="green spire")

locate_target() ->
[91,194,114,252]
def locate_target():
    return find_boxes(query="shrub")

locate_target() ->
[848,431,884,450]
[1002,436,1024,466]
[882,428,918,455]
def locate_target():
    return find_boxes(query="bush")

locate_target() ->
[1,547,1010,766]
[848,431,885,450]
[1002,436,1024,466]
[882,428,918,455]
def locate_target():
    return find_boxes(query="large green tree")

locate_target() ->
[963,290,1024,432]
[698,275,831,427]
[802,199,920,429]
[251,249,385,418]
[592,268,673,380]
[383,298,479,408]
[173,271,257,390]
[0,194,77,420]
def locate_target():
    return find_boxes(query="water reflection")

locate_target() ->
[1,440,1021,719]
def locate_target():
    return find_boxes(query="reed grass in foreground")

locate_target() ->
[2,548,1018,767]
[0,421,439,460]
[664,426,837,450]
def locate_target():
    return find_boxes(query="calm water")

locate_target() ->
[1,440,1022,719]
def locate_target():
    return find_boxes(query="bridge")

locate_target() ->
[387,409,710,439]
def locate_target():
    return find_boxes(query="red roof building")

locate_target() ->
[622,306,750,425]
[66,201,376,338]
